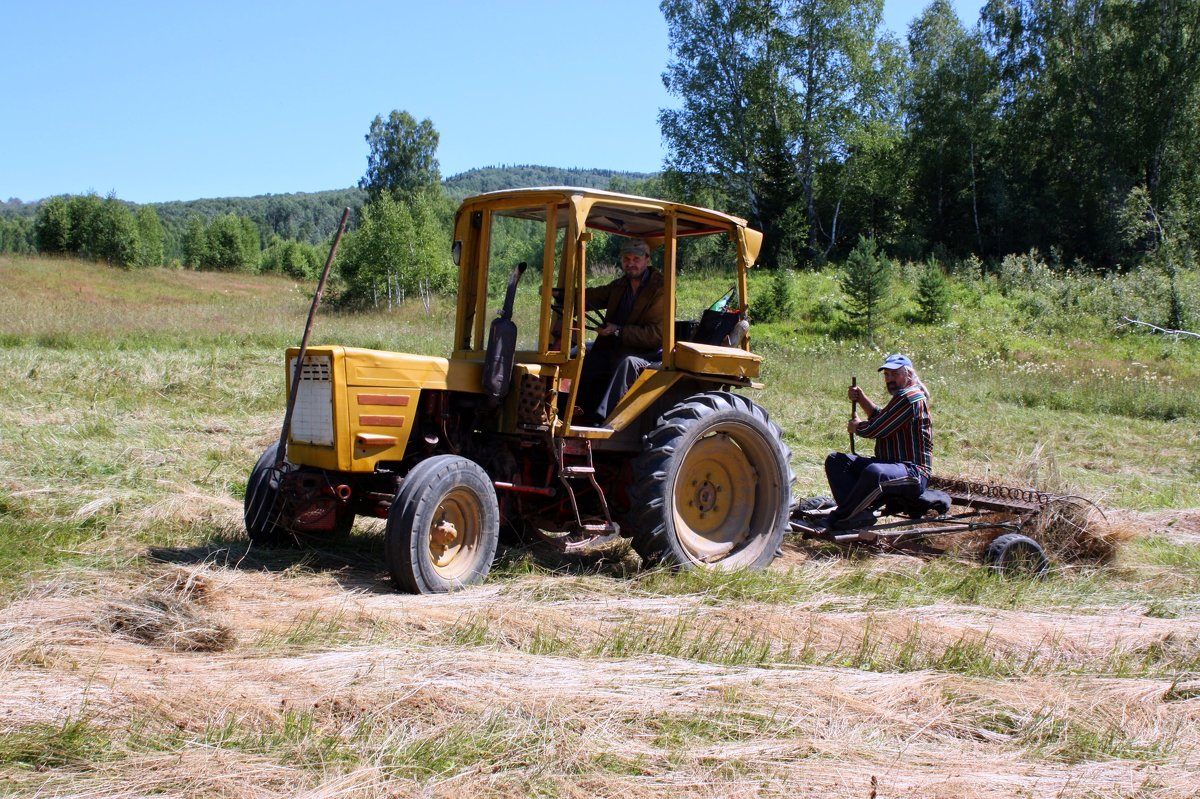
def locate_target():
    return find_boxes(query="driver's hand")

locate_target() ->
[597,323,620,336]
[848,386,866,403]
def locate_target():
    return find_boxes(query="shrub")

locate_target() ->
[260,237,323,280]
[996,249,1053,296]
[134,207,165,268]
[205,214,260,270]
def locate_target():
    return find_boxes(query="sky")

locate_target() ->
[2,0,982,205]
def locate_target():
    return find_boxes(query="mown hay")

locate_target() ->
[938,445,1134,565]
[100,568,234,652]
[1027,496,1134,564]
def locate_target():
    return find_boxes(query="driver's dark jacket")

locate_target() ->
[584,269,665,352]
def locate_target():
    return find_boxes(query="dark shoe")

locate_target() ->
[796,514,831,530]
[829,511,878,531]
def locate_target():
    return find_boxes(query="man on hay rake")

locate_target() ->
[822,353,932,530]
[793,354,1055,576]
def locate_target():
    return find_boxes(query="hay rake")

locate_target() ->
[788,475,1099,575]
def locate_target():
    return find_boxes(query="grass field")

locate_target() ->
[1,253,1198,798]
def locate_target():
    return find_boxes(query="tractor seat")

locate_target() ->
[881,488,952,519]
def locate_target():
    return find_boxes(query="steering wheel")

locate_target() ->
[550,292,605,331]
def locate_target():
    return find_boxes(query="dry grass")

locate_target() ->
[2,556,1200,798]
[928,445,1137,565]
[2,256,1199,797]
[100,568,236,652]
[1029,497,1136,564]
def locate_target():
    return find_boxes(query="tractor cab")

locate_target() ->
[451,187,765,438]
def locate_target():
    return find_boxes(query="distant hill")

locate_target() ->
[0,198,39,220]
[2,166,656,220]
[443,166,657,200]
[1,166,659,257]
[148,188,367,246]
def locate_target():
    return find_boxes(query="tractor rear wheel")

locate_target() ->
[629,392,793,570]
[386,455,499,594]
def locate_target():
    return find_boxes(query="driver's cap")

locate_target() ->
[620,238,650,257]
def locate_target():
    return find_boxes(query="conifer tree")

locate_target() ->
[840,235,892,341]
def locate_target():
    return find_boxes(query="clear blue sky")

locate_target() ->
[2,0,981,205]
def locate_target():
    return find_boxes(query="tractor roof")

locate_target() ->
[457,186,762,265]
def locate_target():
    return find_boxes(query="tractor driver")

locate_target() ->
[574,238,665,424]
[822,353,933,529]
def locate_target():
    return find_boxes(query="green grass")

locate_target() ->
[442,601,1196,680]
[494,541,1200,616]
[381,711,555,780]
[1018,712,1176,764]
[0,497,115,596]
[196,709,363,771]
[251,608,382,653]
[0,714,113,770]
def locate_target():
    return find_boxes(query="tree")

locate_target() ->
[784,0,896,259]
[33,196,72,253]
[1121,185,1191,331]
[981,0,1200,265]
[336,191,455,307]
[260,236,321,279]
[206,214,260,270]
[0,217,34,254]
[904,0,999,257]
[182,216,208,268]
[914,259,951,323]
[264,196,300,239]
[659,0,897,267]
[753,268,798,322]
[66,194,104,258]
[135,206,165,268]
[839,235,892,340]
[660,0,805,268]
[359,111,441,203]
[93,195,139,266]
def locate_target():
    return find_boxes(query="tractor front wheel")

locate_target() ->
[385,455,500,594]
[244,443,292,547]
[629,392,793,570]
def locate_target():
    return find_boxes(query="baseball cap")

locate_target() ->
[878,353,912,371]
[620,238,650,257]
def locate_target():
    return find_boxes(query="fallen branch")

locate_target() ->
[1117,316,1199,339]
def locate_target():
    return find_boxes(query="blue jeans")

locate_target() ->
[824,452,927,520]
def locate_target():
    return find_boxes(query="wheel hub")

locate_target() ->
[431,518,459,549]
[675,434,755,560]
[691,476,719,516]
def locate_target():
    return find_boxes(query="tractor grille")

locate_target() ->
[289,355,333,446]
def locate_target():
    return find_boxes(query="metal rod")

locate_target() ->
[849,375,857,455]
[275,207,351,469]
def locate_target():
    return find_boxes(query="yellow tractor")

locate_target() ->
[245,188,793,593]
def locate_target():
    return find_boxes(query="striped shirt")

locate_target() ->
[856,385,933,477]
